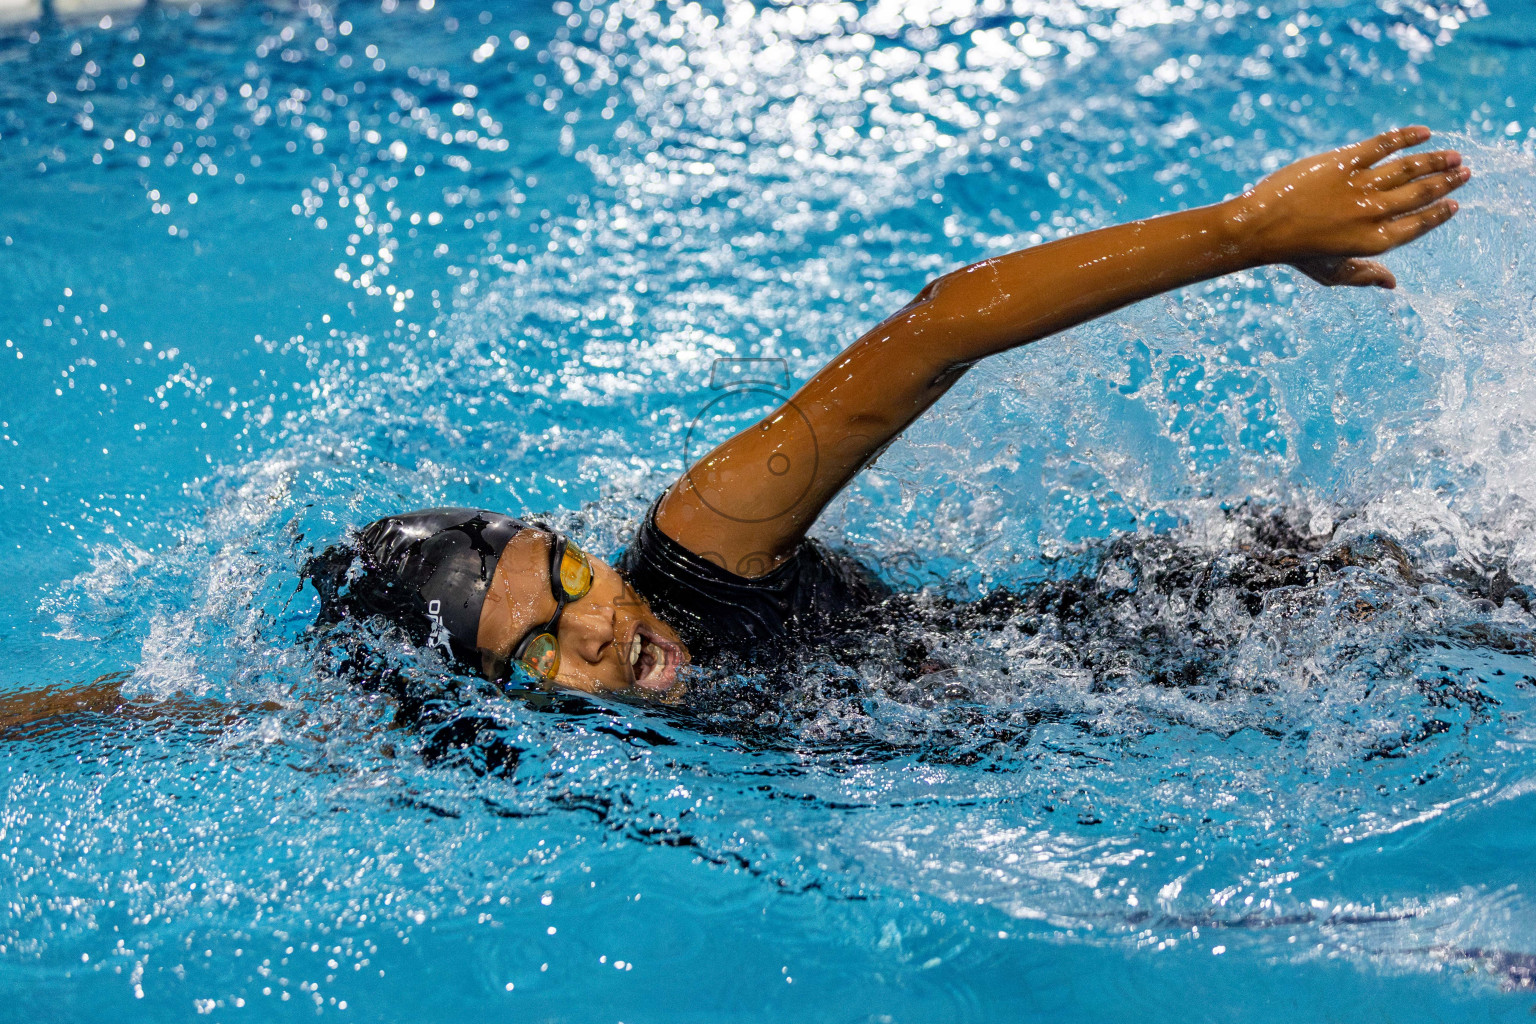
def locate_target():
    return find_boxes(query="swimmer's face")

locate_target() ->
[476,530,689,699]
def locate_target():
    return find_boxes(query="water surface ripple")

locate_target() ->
[3,0,1536,1019]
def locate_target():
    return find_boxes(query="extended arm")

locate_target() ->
[658,127,1468,575]
[0,676,285,740]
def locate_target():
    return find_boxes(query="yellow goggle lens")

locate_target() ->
[519,631,561,683]
[558,543,594,599]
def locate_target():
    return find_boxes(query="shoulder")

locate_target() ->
[615,499,888,661]
[617,498,787,596]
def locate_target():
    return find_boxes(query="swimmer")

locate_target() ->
[310,126,1470,701]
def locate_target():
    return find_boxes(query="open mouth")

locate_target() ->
[627,625,683,692]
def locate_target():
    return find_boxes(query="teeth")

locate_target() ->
[629,635,642,666]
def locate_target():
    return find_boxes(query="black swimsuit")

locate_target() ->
[615,500,891,664]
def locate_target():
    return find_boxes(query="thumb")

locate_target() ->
[1337,258,1396,289]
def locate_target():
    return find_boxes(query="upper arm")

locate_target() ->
[652,200,1263,573]
[654,293,971,577]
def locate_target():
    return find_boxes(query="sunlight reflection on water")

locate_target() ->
[1,0,1534,1019]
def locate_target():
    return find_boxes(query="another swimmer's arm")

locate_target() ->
[660,127,1468,572]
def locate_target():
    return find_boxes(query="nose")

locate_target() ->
[559,597,617,664]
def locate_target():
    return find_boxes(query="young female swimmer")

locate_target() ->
[315,126,1469,700]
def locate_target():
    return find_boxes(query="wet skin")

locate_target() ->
[0,676,284,739]
[10,131,1469,717]
[467,128,1467,699]
[475,528,688,699]
[658,127,1469,577]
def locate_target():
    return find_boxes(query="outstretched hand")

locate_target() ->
[1231,126,1468,289]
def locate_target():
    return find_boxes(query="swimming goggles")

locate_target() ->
[507,531,595,686]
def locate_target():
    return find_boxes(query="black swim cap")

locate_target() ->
[335,507,529,667]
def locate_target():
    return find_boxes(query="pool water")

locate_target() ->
[4,0,1536,1019]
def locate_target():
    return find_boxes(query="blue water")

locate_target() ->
[4,0,1536,1019]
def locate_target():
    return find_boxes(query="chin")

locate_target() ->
[566,672,687,703]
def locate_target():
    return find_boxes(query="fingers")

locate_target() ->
[1345,125,1432,170]
[1366,149,1462,190]
[1384,197,1459,249]
[1379,165,1470,214]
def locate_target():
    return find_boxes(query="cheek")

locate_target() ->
[641,603,683,645]
[615,580,656,617]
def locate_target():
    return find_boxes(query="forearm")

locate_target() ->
[0,677,283,740]
[659,128,1464,571]
[892,199,1253,370]
[731,200,1257,530]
